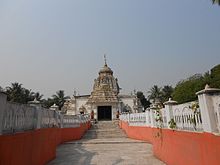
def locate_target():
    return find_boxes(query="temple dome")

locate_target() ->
[87,57,120,104]
[99,63,113,75]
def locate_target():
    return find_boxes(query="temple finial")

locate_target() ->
[104,54,107,66]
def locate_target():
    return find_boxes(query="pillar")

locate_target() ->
[164,98,177,129]
[35,107,42,129]
[0,92,7,135]
[149,104,157,127]
[196,84,220,133]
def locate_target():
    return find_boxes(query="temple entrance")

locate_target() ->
[98,106,112,121]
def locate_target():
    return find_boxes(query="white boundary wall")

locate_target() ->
[120,85,220,134]
[0,92,90,135]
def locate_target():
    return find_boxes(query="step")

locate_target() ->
[82,121,126,140]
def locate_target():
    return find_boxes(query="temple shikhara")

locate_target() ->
[62,57,142,120]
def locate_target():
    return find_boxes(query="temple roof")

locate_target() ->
[99,64,113,75]
[98,56,113,75]
[87,56,120,104]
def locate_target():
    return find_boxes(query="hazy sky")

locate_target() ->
[0,0,220,98]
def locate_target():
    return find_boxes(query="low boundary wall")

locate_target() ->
[0,122,91,165]
[119,121,220,165]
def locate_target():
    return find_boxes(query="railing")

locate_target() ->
[63,115,80,128]
[2,102,36,134]
[160,108,168,128]
[120,101,203,132]
[172,102,203,131]
[120,112,154,127]
[129,113,146,126]
[41,108,59,128]
[213,97,220,131]
[1,101,90,135]
[119,113,129,122]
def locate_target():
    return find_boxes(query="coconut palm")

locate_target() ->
[147,85,163,103]
[5,82,35,104]
[23,88,35,103]
[6,82,24,103]
[0,86,3,92]
[52,90,70,110]
[212,0,220,5]
[42,98,55,108]
[34,92,44,101]
[161,85,174,102]
[136,91,150,109]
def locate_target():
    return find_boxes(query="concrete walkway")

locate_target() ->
[48,121,165,165]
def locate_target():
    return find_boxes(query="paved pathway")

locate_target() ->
[48,121,165,165]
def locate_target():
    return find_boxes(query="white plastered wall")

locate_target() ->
[120,97,135,112]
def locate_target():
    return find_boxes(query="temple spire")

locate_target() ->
[104,54,107,66]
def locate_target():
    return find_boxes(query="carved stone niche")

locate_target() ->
[79,105,86,114]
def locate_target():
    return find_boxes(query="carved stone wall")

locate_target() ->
[64,61,140,120]
[87,62,119,104]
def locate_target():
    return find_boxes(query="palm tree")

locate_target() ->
[5,82,36,104]
[212,0,220,5]
[0,86,3,92]
[147,85,162,103]
[34,92,44,101]
[42,98,55,108]
[161,85,174,102]
[52,90,70,110]
[6,82,24,103]
[23,88,35,103]
[136,91,150,109]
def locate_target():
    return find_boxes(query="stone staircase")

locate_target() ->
[50,120,165,165]
[83,120,127,139]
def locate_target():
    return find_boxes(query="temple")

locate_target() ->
[62,57,142,120]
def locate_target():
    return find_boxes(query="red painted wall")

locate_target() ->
[0,122,90,165]
[120,121,220,165]
[60,122,91,143]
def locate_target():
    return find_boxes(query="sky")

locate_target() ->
[0,0,220,98]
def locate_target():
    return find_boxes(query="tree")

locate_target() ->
[147,85,162,103]
[52,90,70,110]
[161,85,174,102]
[6,82,22,102]
[136,91,150,110]
[23,88,35,103]
[172,74,205,103]
[0,86,3,92]
[34,92,44,101]
[210,64,220,89]
[166,64,220,104]
[42,98,55,108]
[5,82,27,103]
[203,71,211,85]
[212,0,220,5]
[5,82,40,104]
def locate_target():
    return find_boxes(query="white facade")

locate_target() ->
[119,95,138,112]
[63,60,141,121]
[64,94,138,118]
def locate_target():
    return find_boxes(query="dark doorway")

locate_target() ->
[98,106,112,121]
